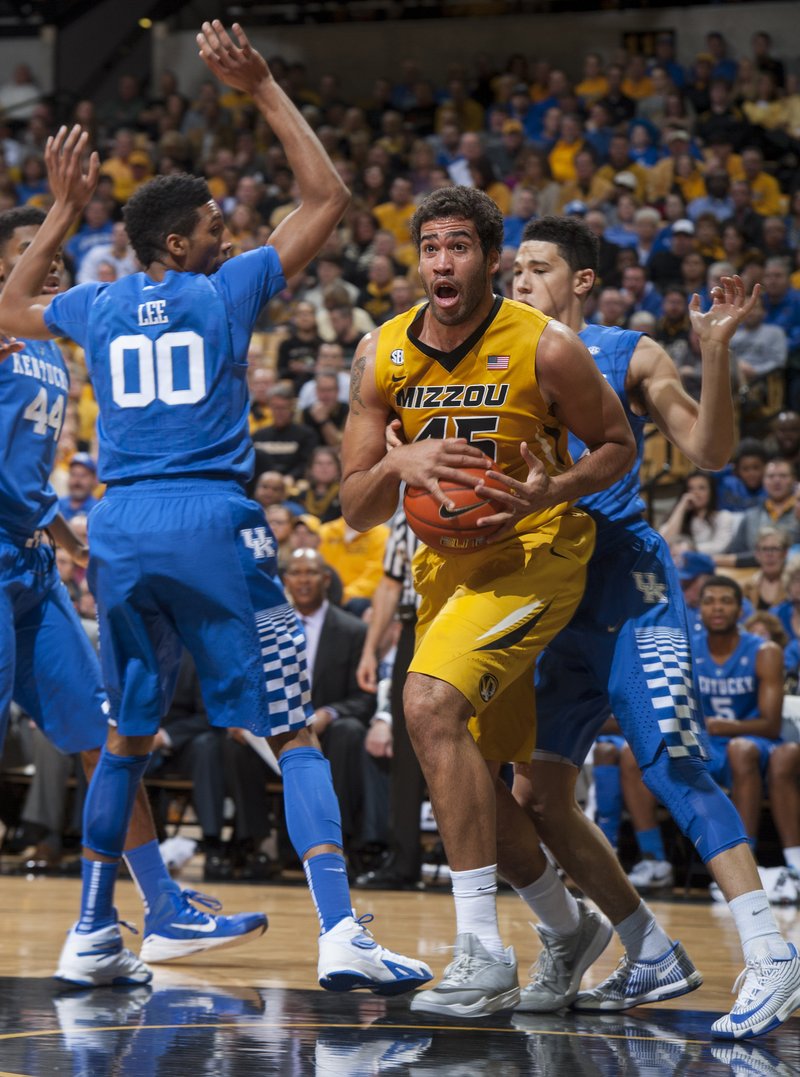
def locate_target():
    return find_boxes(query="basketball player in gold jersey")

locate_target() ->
[340,186,635,1017]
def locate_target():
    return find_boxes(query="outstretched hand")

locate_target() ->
[197,20,269,95]
[688,274,761,346]
[44,126,100,213]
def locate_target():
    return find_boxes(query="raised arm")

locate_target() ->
[340,332,489,531]
[0,125,98,340]
[197,21,349,280]
[631,276,760,471]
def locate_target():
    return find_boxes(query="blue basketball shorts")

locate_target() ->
[0,533,108,754]
[706,734,779,789]
[534,519,708,769]
[87,478,313,738]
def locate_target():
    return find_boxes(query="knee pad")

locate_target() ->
[279,746,343,858]
[83,747,150,858]
[641,749,748,863]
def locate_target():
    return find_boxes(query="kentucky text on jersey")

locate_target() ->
[11,350,69,389]
[0,337,68,538]
[697,674,756,696]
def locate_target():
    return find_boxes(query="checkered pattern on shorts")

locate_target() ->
[255,602,313,734]
[636,626,705,759]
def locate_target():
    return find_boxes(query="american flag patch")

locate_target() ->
[487,355,509,370]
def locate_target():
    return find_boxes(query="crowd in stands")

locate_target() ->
[2,26,800,891]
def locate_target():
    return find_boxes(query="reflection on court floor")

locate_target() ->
[0,977,797,1075]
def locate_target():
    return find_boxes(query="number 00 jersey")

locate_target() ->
[373,296,574,534]
[43,246,285,484]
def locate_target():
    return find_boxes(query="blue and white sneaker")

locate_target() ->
[139,886,267,963]
[711,944,800,1040]
[572,940,702,1011]
[55,916,152,987]
[317,914,433,996]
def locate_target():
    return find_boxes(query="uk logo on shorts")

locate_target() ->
[479,673,498,702]
[240,526,276,561]
[632,571,667,604]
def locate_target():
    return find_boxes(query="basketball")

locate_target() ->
[403,466,510,553]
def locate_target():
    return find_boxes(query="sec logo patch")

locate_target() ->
[390,348,404,365]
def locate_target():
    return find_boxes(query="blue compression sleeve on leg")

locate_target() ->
[280,746,351,932]
[594,765,623,848]
[641,749,749,862]
[279,746,343,856]
[636,826,667,861]
[83,747,151,859]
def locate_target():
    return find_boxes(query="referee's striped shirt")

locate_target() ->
[383,506,420,613]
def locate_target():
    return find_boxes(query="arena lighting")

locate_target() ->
[139,16,153,28]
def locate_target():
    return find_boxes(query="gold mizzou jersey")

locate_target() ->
[374,295,574,534]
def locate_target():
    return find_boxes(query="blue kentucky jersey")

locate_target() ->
[43,245,285,483]
[0,337,68,539]
[574,324,647,535]
[693,629,762,722]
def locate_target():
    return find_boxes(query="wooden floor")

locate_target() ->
[0,870,798,1074]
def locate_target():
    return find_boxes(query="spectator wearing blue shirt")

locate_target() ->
[502,186,537,250]
[762,259,800,408]
[688,171,735,224]
[621,263,663,321]
[649,33,686,89]
[57,452,99,522]
[716,439,767,513]
[64,198,113,277]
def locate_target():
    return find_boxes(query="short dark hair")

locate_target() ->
[410,187,504,258]
[521,216,599,274]
[0,206,46,256]
[123,173,212,267]
[734,437,768,464]
[700,575,743,607]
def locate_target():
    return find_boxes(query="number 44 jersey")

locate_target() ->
[43,246,285,483]
[0,337,67,539]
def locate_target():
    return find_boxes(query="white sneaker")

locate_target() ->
[760,866,800,906]
[627,858,674,892]
[410,933,520,1018]
[317,914,432,996]
[55,918,153,988]
[516,900,613,1012]
[711,943,800,1040]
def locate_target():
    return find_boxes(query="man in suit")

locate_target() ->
[225,548,379,867]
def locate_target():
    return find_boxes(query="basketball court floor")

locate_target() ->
[0,874,797,1075]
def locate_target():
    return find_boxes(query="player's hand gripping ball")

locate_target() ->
[403,466,509,553]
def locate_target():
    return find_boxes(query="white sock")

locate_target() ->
[614,900,672,962]
[783,846,800,873]
[728,889,792,962]
[514,861,581,937]
[451,864,505,961]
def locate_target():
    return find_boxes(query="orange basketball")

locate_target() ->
[403,467,510,553]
